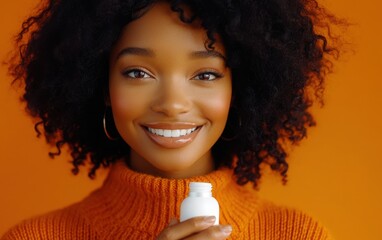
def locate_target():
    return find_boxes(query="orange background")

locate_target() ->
[0,0,381,239]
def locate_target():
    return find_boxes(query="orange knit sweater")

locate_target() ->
[2,161,332,239]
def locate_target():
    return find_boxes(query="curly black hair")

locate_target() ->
[9,0,344,187]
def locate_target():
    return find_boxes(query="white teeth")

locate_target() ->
[164,130,171,137]
[158,129,164,136]
[172,130,181,137]
[148,127,197,137]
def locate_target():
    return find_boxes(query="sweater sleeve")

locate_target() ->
[1,208,99,240]
[247,201,334,240]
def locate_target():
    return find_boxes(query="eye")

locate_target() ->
[123,69,151,79]
[193,71,222,81]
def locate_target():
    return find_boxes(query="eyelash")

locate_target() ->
[192,70,223,81]
[122,68,152,79]
[121,68,224,81]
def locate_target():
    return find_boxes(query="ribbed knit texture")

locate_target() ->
[2,161,332,239]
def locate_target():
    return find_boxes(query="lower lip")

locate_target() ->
[144,127,201,149]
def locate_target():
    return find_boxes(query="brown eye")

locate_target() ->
[124,69,151,79]
[199,73,213,80]
[193,72,222,81]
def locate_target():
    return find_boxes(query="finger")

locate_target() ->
[157,216,216,240]
[168,218,178,227]
[183,225,232,240]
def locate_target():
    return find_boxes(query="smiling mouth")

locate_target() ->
[147,127,198,138]
[143,125,202,149]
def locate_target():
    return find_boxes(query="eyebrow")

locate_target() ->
[190,50,226,61]
[115,47,226,61]
[115,47,156,61]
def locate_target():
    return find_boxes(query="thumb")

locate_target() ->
[168,218,178,226]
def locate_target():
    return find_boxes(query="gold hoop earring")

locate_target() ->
[103,109,119,141]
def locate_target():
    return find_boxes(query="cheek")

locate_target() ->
[202,88,232,126]
[109,87,143,123]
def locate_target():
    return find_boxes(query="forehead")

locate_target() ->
[111,2,226,58]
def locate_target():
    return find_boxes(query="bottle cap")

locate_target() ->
[189,182,212,196]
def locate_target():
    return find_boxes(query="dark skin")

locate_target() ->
[108,2,232,239]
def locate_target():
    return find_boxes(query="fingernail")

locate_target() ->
[203,216,216,223]
[220,225,232,235]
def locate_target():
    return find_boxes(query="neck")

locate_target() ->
[128,151,215,179]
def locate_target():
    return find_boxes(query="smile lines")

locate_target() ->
[147,127,197,138]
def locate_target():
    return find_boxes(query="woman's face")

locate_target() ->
[109,2,232,178]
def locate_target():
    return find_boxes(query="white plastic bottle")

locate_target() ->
[180,182,219,225]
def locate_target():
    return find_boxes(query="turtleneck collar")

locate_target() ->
[78,160,259,239]
[105,160,234,199]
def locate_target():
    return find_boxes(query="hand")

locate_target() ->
[157,216,232,240]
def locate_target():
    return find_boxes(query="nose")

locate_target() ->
[150,77,192,117]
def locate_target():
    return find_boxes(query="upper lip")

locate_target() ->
[142,122,201,129]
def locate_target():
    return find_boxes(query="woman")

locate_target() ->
[2,0,343,239]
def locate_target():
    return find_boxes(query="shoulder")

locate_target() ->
[1,204,99,240]
[250,200,333,240]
